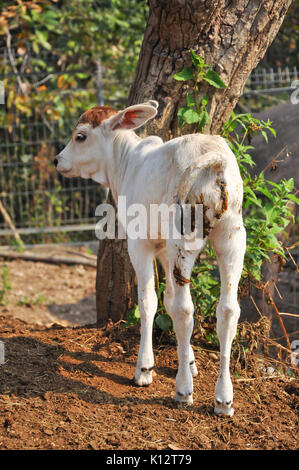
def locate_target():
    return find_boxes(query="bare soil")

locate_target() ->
[0,251,298,450]
[0,248,97,327]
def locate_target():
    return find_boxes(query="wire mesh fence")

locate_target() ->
[0,111,104,233]
[0,46,122,243]
[244,66,298,95]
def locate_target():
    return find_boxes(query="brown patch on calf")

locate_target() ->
[215,177,229,219]
[202,204,212,238]
[173,265,190,286]
[76,106,118,128]
[198,178,229,239]
[199,194,212,238]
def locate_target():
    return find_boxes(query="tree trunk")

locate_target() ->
[96,0,292,324]
[96,192,137,324]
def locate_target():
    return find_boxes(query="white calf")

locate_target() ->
[55,101,246,417]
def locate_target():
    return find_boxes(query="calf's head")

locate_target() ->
[54,100,158,184]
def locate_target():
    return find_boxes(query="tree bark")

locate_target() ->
[96,192,137,324]
[129,0,292,138]
[96,0,293,324]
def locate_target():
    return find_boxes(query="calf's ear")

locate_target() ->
[106,102,158,131]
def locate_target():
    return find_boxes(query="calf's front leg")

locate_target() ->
[128,240,157,386]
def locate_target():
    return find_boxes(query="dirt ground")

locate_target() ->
[0,247,97,327]
[0,250,298,450]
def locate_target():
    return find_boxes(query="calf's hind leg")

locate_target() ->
[212,222,246,417]
[166,242,201,405]
[158,249,198,380]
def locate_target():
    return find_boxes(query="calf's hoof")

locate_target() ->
[133,366,153,386]
[174,391,193,405]
[214,399,234,417]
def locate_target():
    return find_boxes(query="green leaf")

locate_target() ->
[287,194,299,205]
[125,304,140,327]
[190,49,201,67]
[186,93,195,107]
[76,73,89,79]
[267,180,282,190]
[261,130,268,143]
[201,94,209,106]
[190,50,208,69]
[244,196,263,208]
[155,313,172,332]
[257,186,275,201]
[157,282,166,297]
[35,30,51,51]
[268,225,284,235]
[173,67,194,81]
[203,70,227,88]
[182,108,201,124]
[284,178,294,192]
[198,109,210,130]
[264,204,280,224]
[177,106,189,126]
[267,233,283,250]
[178,107,203,126]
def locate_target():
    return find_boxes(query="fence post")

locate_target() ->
[96,60,104,106]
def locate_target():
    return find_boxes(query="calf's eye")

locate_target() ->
[75,133,87,142]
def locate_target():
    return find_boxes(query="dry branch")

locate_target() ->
[0,200,23,246]
[0,250,96,268]
[267,292,292,353]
